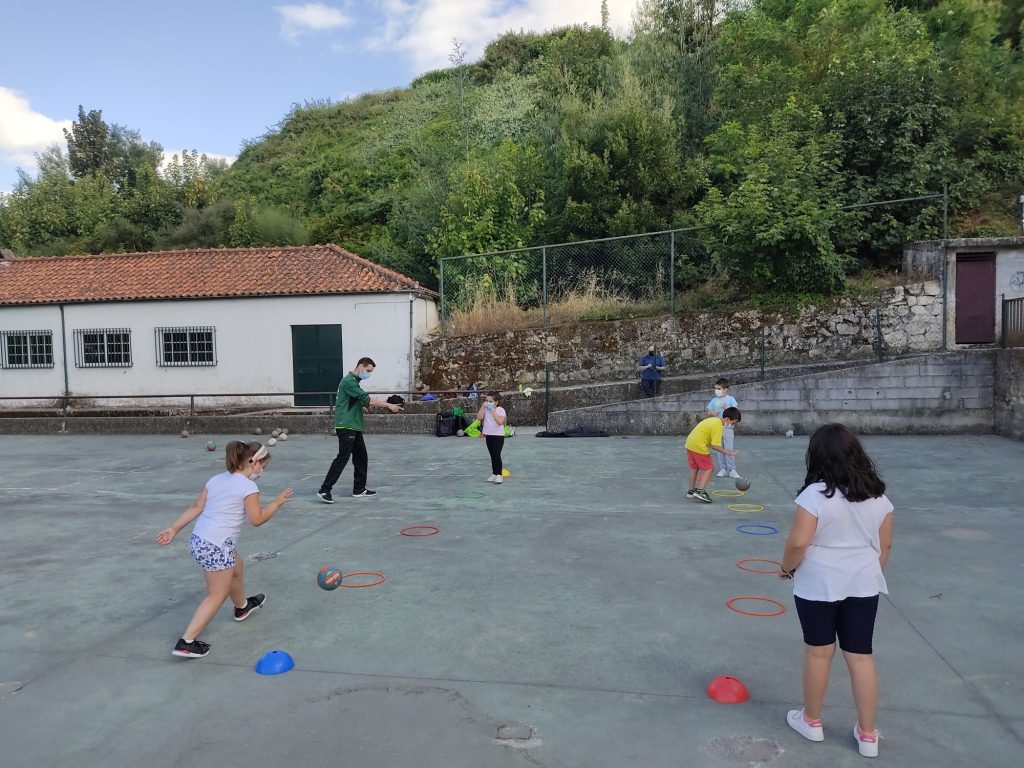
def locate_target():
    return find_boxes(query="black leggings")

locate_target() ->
[485,435,504,475]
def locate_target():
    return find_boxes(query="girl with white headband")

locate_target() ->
[157,440,292,658]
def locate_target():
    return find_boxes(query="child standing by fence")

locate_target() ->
[156,441,292,659]
[779,423,894,758]
[477,390,508,484]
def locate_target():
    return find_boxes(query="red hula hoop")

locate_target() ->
[736,558,783,574]
[340,572,387,588]
[400,525,440,537]
[726,596,786,617]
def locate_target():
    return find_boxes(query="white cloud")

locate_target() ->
[275,3,354,42]
[0,87,71,169]
[365,0,640,73]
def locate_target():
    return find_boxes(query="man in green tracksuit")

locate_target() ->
[316,357,402,502]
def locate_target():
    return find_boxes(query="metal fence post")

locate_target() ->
[875,307,884,362]
[669,230,676,314]
[544,363,551,430]
[943,183,949,241]
[759,326,766,381]
[541,246,548,327]
[190,395,195,419]
[439,258,446,337]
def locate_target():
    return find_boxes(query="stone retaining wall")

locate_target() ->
[418,282,943,391]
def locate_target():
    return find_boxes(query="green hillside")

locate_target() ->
[2,0,1022,296]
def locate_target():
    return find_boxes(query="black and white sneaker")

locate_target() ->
[172,638,211,658]
[693,489,713,504]
[234,594,265,622]
[685,489,696,498]
[316,491,334,504]
[352,489,378,499]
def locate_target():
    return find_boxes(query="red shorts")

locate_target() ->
[687,449,714,471]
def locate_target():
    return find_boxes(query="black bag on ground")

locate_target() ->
[435,411,457,437]
[386,395,406,405]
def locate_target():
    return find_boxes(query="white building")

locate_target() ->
[0,245,438,408]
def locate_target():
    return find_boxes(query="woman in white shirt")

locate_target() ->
[779,424,894,758]
[157,441,292,659]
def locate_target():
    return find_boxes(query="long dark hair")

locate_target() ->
[800,424,885,502]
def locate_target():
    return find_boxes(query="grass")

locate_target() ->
[445,276,667,336]
[443,268,918,336]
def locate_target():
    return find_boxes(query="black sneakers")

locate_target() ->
[316,491,334,504]
[234,594,266,622]
[352,489,378,499]
[172,638,211,658]
[693,489,713,503]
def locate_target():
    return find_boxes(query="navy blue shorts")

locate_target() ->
[794,594,879,654]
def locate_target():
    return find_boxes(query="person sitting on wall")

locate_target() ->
[638,345,667,398]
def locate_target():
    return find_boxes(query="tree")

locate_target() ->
[64,106,110,179]
[695,97,849,294]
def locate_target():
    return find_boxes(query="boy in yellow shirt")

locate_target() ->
[685,407,741,503]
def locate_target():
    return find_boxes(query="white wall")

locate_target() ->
[945,245,1024,346]
[0,293,438,407]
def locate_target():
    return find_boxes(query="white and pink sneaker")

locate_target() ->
[787,709,824,742]
[854,724,879,758]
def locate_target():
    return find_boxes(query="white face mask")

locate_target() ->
[249,464,264,481]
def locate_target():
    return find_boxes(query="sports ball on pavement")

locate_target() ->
[735,478,751,492]
[206,441,216,451]
[267,437,277,446]
[317,566,343,590]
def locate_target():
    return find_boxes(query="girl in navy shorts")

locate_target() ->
[157,441,292,659]
[779,424,894,758]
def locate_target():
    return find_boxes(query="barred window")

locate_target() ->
[1,330,54,368]
[74,328,132,368]
[155,326,216,367]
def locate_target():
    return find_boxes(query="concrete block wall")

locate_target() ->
[547,351,996,436]
[995,348,1024,441]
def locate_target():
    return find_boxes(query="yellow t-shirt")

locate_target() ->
[685,416,724,455]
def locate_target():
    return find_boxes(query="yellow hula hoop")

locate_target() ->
[728,503,765,513]
[712,489,745,497]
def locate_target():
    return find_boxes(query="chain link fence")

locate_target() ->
[437,189,950,338]
[438,228,704,336]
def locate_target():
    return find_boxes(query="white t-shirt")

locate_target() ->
[792,482,893,602]
[191,471,259,548]
[482,406,507,436]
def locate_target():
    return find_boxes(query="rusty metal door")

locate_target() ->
[955,255,996,344]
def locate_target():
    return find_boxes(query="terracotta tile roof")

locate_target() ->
[0,244,434,306]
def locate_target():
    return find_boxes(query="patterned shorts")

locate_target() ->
[189,534,237,572]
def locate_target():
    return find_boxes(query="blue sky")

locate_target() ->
[0,1,640,192]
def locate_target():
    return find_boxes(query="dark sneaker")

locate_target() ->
[685,489,696,498]
[316,491,334,504]
[234,594,265,622]
[694,489,713,504]
[172,638,211,658]
[352,489,378,499]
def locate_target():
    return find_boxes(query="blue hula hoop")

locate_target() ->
[736,524,779,536]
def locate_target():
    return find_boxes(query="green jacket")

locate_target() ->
[333,372,371,431]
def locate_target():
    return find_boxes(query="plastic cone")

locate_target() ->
[707,675,750,704]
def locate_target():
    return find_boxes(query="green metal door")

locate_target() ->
[291,325,343,406]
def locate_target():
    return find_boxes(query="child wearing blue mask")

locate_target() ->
[156,441,292,659]
[476,390,508,483]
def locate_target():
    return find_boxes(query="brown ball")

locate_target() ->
[735,479,751,492]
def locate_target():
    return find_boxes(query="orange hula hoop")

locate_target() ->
[726,596,786,616]
[736,558,783,574]
[340,572,387,588]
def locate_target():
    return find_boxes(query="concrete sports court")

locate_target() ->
[1,431,1021,768]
